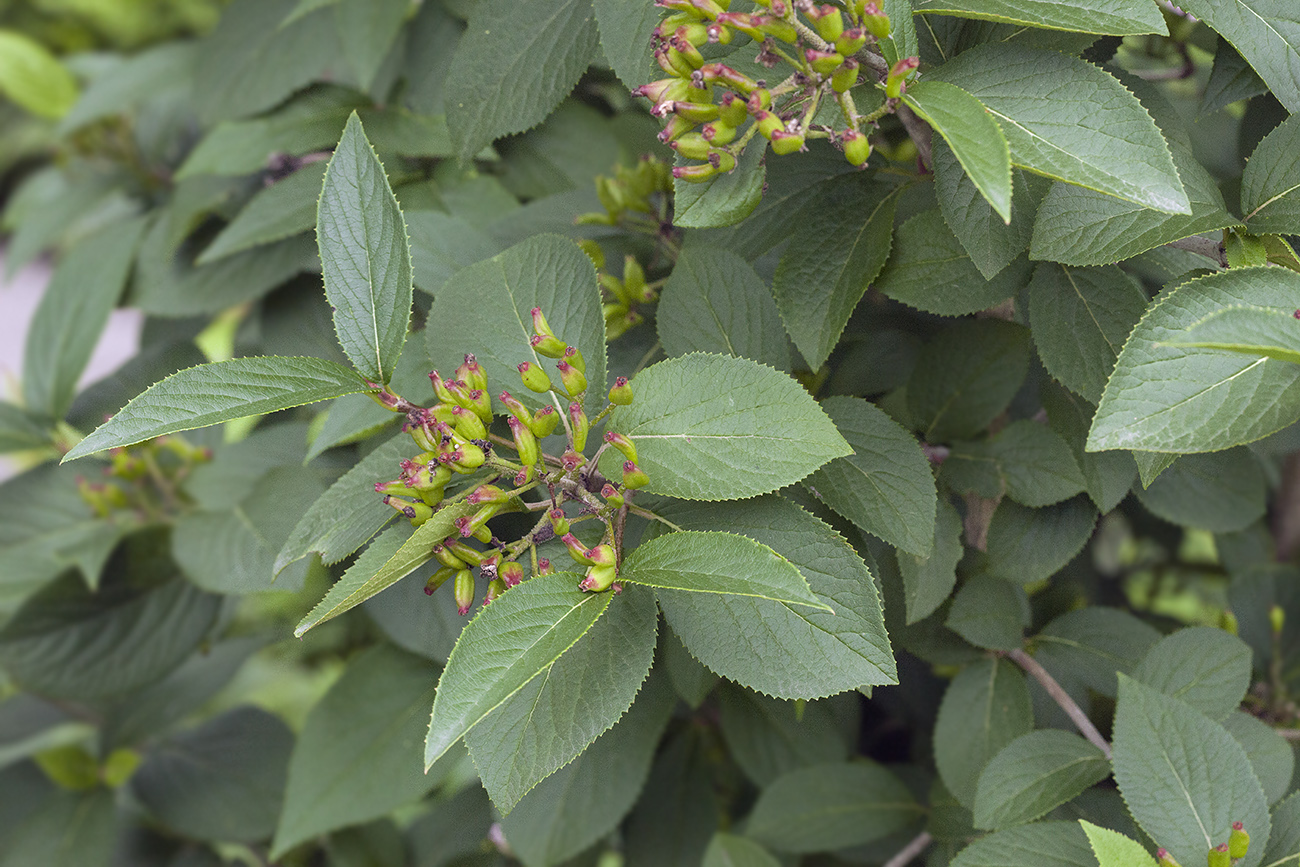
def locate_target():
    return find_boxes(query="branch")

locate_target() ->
[882,831,934,867]
[895,104,932,171]
[1276,727,1300,742]
[1165,235,1226,268]
[1006,648,1113,760]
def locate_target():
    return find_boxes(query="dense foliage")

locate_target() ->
[3,1,1300,866]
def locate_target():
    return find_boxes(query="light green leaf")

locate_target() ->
[804,396,937,557]
[934,139,1047,280]
[425,233,605,416]
[621,530,827,610]
[1088,267,1300,453]
[198,163,327,264]
[973,730,1110,830]
[913,0,1166,34]
[0,30,78,118]
[132,707,293,843]
[62,356,370,462]
[672,136,767,229]
[466,586,658,812]
[1034,607,1161,699]
[935,658,1035,808]
[1222,711,1295,806]
[318,112,413,384]
[898,497,963,624]
[703,833,780,867]
[928,45,1189,214]
[945,575,1029,651]
[908,319,1032,442]
[904,80,1011,220]
[425,574,611,767]
[772,174,899,368]
[1176,0,1300,114]
[1165,304,1300,365]
[593,0,659,89]
[445,0,597,163]
[985,496,1098,585]
[1080,821,1157,867]
[1243,115,1300,235]
[950,821,1095,867]
[275,434,406,574]
[273,645,443,856]
[658,245,790,371]
[651,497,896,700]
[1027,264,1149,404]
[1112,674,1271,867]
[334,0,408,90]
[745,762,922,853]
[1133,626,1252,721]
[295,499,476,636]
[875,209,1031,316]
[23,217,146,420]
[605,353,850,500]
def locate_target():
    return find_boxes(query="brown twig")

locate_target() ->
[1006,648,1113,760]
[882,831,934,867]
[895,104,932,171]
[1165,235,1226,268]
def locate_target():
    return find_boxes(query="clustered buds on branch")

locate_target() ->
[368,299,648,615]
[636,0,919,180]
[1155,822,1250,867]
[77,435,211,521]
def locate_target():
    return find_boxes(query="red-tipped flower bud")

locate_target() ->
[1155,848,1181,867]
[456,354,487,391]
[831,57,859,93]
[532,404,560,437]
[426,566,455,596]
[549,508,571,535]
[609,376,633,405]
[499,391,535,428]
[1229,823,1250,860]
[531,333,568,358]
[673,162,718,183]
[806,48,845,76]
[454,569,475,615]
[433,543,468,570]
[842,127,871,166]
[580,563,617,592]
[623,460,650,489]
[500,561,525,587]
[536,557,554,576]
[569,403,590,451]
[468,484,511,506]
[531,306,556,338]
[835,26,867,55]
[886,56,919,98]
[429,370,457,405]
[718,92,748,127]
[561,532,596,565]
[451,405,487,440]
[563,345,586,374]
[808,4,844,41]
[557,360,588,397]
[770,129,805,155]
[508,416,540,469]
[604,431,639,464]
[861,2,891,39]
[518,361,552,393]
[601,483,625,509]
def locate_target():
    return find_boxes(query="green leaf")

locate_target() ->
[276,434,406,573]
[803,396,937,557]
[425,574,611,767]
[972,730,1110,830]
[424,233,605,415]
[592,0,659,89]
[934,658,1034,808]
[897,497,963,624]
[716,685,850,787]
[1176,0,1300,114]
[198,162,327,264]
[772,174,899,369]
[272,645,442,856]
[318,112,413,384]
[908,319,1032,442]
[1202,37,1268,116]
[1080,821,1157,867]
[132,707,293,843]
[407,211,502,296]
[650,497,896,700]
[0,403,51,454]
[466,585,658,812]
[659,246,791,372]
[1026,264,1149,404]
[703,834,780,867]
[1041,385,1138,513]
[500,670,676,867]
[878,0,919,66]
[621,530,827,610]
[444,0,597,163]
[1222,711,1295,806]
[672,136,767,229]
[0,30,78,118]
[605,353,850,500]
[1035,607,1161,699]
[945,575,1029,651]
[1112,674,1271,867]
[989,420,1087,507]
[904,81,1011,220]
[874,209,1032,316]
[1134,448,1266,532]
[62,356,370,462]
[949,821,1095,867]
[934,139,1047,280]
[913,0,1166,35]
[1242,116,1300,235]
[0,787,116,867]
[334,0,407,90]
[22,216,147,419]
[1166,303,1300,368]
[295,499,476,636]
[745,762,922,853]
[1133,626,1252,721]
[928,45,1189,214]
[1266,791,1300,865]
[985,496,1098,584]
[1088,267,1300,453]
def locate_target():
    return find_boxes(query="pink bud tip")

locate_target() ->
[1216,844,1229,852]
[1234,822,1244,830]
[457,604,471,615]
[424,586,436,596]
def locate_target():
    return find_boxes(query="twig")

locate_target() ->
[1165,235,1226,268]
[1276,728,1300,741]
[1006,648,1113,760]
[882,831,934,867]
[895,104,932,171]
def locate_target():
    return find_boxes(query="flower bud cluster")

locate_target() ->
[638,0,917,176]
[576,156,673,227]
[77,435,211,519]
[1155,822,1250,867]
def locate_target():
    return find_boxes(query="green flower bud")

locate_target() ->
[695,61,758,93]
[557,360,588,397]
[562,532,596,565]
[384,495,434,526]
[609,376,633,405]
[536,557,554,576]
[596,174,627,214]
[532,404,560,437]
[806,48,845,76]
[622,460,650,489]
[425,565,456,596]
[1155,849,1181,867]
[747,88,772,111]
[835,26,867,55]
[1229,823,1249,860]
[654,43,695,77]
[446,539,485,566]
[842,127,871,166]
[499,390,535,429]
[580,563,618,592]
[658,114,698,144]
[465,387,493,423]
[584,543,617,567]
[531,306,557,339]
[519,361,552,393]
[1271,604,1285,634]
[451,405,487,440]
[702,120,738,146]
[468,484,511,506]
[718,91,748,127]
[531,332,568,358]
[672,131,713,160]
[433,543,469,570]
[669,100,720,123]
[454,569,476,615]
[500,561,525,587]
[861,2,891,38]
[563,345,586,374]
[601,483,625,508]
[549,508,571,535]
[453,440,487,471]
[509,416,540,468]
[483,578,508,605]
[457,503,501,543]
[600,271,632,305]
[577,238,605,270]
[429,370,458,405]
[672,162,717,183]
[770,129,805,155]
[569,402,590,451]
[1208,843,1230,867]
[562,449,585,472]
[604,431,639,464]
[886,56,919,98]
[710,149,737,172]
[456,354,488,392]
[754,109,785,140]
[831,57,859,92]
[808,4,844,41]
[375,478,409,497]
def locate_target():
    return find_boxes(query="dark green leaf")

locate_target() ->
[1222,711,1295,806]
[593,0,659,89]
[334,0,407,90]
[0,787,115,867]
[897,497,963,624]
[949,821,1095,867]
[908,319,1032,442]
[716,685,850,787]
[946,576,1029,651]
[0,402,51,454]
[1243,116,1300,235]
[198,163,327,265]
[1133,626,1252,721]
[972,730,1110,830]
[1135,449,1266,532]
[989,420,1087,507]
[1176,0,1300,114]
[1202,37,1268,116]
[1164,304,1300,364]
[702,834,780,867]
[912,0,1166,35]
[672,137,766,229]
[934,658,1034,808]
[985,496,1098,584]
[1034,607,1161,699]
